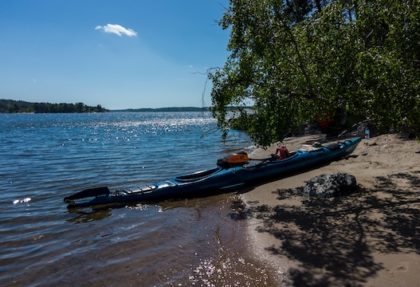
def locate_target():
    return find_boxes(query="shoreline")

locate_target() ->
[240,134,420,286]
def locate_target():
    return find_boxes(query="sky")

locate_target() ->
[0,0,230,109]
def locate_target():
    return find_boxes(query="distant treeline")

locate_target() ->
[0,99,108,113]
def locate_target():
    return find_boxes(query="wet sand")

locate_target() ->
[240,134,420,286]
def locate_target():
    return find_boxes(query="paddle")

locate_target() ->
[64,186,110,202]
[249,157,272,161]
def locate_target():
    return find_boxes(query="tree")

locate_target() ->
[210,0,419,145]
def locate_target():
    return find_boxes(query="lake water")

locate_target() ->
[0,112,275,286]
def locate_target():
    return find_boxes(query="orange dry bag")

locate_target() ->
[217,152,249,167]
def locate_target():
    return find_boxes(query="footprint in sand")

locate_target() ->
[393,262,409,273]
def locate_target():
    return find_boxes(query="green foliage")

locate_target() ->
[211,0,420,145]
[0,99,108,113]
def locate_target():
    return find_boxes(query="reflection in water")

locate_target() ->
[65,197,209,224]
[67,208,113,223]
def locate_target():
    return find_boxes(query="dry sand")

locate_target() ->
[238,134,420,286]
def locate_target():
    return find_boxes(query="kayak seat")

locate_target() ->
[325,143,341,150]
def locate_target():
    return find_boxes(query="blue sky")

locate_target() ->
[0,0,230,109]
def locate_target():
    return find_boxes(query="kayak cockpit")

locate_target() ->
[175,167,221,182]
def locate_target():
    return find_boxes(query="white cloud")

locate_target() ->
[95,24,137,37]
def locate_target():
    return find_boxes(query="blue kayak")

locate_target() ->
[64,137,361,208]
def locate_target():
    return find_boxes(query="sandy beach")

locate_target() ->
[239,134,420,286]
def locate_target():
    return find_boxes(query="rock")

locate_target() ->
[303,173,358,198]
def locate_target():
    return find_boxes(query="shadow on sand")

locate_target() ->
[230,172,420,286]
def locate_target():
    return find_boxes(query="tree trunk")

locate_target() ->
[314,0,322,12]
